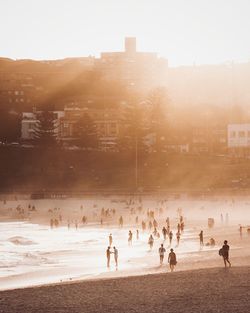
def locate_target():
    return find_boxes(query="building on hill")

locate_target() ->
[95,37,168,91]
[190,124,227,154]
[228,123,250,156]
[59,107,123,150]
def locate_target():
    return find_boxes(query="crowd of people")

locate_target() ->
[3,196,248,273]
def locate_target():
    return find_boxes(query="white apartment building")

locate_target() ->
[228,124,250,148]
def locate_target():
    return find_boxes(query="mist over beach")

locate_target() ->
[1,0,250,312]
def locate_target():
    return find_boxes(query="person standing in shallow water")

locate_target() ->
[158,244,166,265]
[109,233,113,246]
[169,231,173,246]
[106,246,111,268]
[168,248,177,272]
[128,230,133,245]
[113,246,118,268]
[221,240,231,268]
[148,234,154,250]
[199,230,204,247]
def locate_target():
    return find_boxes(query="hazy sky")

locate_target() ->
[1,0,250,65]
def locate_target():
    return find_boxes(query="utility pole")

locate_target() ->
[135,135,138,190]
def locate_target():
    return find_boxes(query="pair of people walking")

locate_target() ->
[159,244,177,272]
[106,246,118,268]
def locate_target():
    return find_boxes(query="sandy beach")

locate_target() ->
[0,196,250,291]
[0,266,249,313]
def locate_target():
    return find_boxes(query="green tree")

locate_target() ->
[0,109,21,143]
[75,113,99,149]
[147,87,169,152]
[118,98,150,152]
[34,110,57,146]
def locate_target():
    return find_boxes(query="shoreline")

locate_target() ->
[1,242,249,292]
[1,266,250,313]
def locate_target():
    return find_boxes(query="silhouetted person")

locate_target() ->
[106,246,111,268]
[128,230,133,245]
[176,231,180,246]
[148,234,154,250]
[162,226,167,240]
[210,238,215,247]
[199,230,204,246]
[159,244,166,265]
[169,231,173,246]
[136,229,139,240]
[221,240,231,268]
[113,246,118,268]
[109,233,113,246]
[119,216,123,227]
[239,225,243,239]
[168,248,177,272]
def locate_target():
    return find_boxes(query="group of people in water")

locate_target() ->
[2,197,239,272]
[104,201,236,271]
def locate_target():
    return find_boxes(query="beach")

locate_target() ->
[0,196,250,291]
[0,266,249,313]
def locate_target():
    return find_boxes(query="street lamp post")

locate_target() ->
[135,134,138,190]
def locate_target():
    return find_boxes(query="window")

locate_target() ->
[239,131,245,138]
[248,131,250,137]
[230,131,236,138]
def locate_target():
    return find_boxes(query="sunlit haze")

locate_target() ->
[1,0,250,65]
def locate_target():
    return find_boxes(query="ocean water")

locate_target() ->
[0,219,219,290]
[1,196,248,290]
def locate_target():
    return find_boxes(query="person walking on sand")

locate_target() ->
[168,248,177,272]
[113,246,118,268]
[106,246,111,268]
[221,240,231,268]
[109,233,113,246]
[199,230,204,246]
[159,244,166,265]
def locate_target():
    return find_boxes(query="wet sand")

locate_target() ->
[0,266,249,313]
